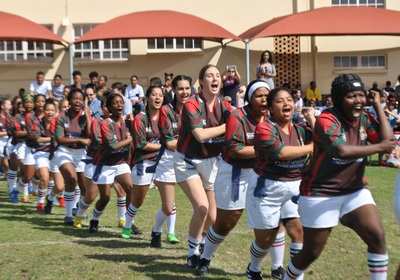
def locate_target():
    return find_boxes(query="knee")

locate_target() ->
[367,228,386,252]
[98,195,110,206]
[194,203,209,218]
[162,204,175,216]
[286,225,303,242]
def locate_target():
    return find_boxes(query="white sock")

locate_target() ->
[249,240,269,272]
[37,188,46,204]
[368,252,388,280]
[117,196,127,220]
[166,206,177,234]
[92,208,103,221]
[201,227,226,260]
[152,208,167,233]
[22,183,29,196]
[77,198,90,217]
[124,203,137,228]
[7,170,17,193]
[32,179,38,194]
[188,236,201,257]
[64,191,74,218]
[73,186,81,208]
[271,232,286,270]
[47,180,55,196]
[284,260,304,280]
[290,242,303,257]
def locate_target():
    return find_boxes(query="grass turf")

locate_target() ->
[0,166,399,279]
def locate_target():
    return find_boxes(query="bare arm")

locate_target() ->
[143,143,161,152]
[278,143,313,160]
[165,139,178,151]
[192,124,225,143]
[231,146,255,159]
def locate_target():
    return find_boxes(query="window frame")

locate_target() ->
[147,37,203,53]
[331,0,385,8]
[333,54,387,69]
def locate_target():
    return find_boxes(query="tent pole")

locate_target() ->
[68,43,74,84]
[245,39,250,85]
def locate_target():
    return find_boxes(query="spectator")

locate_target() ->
[112,82,132,118]
[124,75,145,114]
[383,80,395,95]
[305,81,322,104]
[97,75,108,97]
[86,71,99,89]
[163,73,174,104]
[222,65,241,107]
[256,50,276,89]
[30,71,52,98]
[86,86,102,118]
[149,77,163,87]
[52,74,65,102]
[70,70,85,91]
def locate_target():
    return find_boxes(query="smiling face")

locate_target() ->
[250,87,269,116]
[34,95,45,111]
[341,90,366,120]
[70,92,84,112]
[110,94,124,117]
[44,103,56,120]
[175,80,191,105]
[269,90,294,123]
[200,66,221,97]
[147,87,164,111]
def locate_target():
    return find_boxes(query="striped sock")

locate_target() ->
[188,236,201,257]
[368,252,388,280]
[271,232,286,270]
[152,209,167,233]
[7,170,17,193]
[22,183,29,196]
[166,206,177,234]
[37,188,46,204]
[284,260,304,280]
[92,208,103,221]
[77,198,90,217]
[73,186,81,208]
[124,203,137,228]
[249,240,269,272]
[290,242,303,257]
[64,191,74,218]
[47,180,55,196]
[117,196,127,220]
[201,227,226,260]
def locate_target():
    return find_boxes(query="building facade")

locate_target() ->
[0,0,399,96]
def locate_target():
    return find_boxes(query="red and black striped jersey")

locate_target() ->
[159,103,181,145]
[55,110,89,149]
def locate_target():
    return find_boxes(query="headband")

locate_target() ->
[248,81,270,101]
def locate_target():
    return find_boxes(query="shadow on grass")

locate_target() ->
[76,239,150,249]
[86,253,241,279]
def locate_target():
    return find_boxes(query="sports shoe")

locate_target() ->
[271,266,285,280]
[150,231,162,248]
[9,190,19,204]
[246,263,263,280]
[89,220,99,233]
[21,195,29,203]
[186,254,200,269]
[196,258,211,276]
[73,216,84,229]
[72,207,78,216]
[118,218,126,228]
[57,196,65,208]
[36,203,45,213]
[44,197,53,214]
[121,227,132,239]
[64,216,73,226]
[132,224,142,235]
[167,233,180,244]
[199,243,205,255]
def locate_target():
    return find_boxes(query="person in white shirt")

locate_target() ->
[30,71,52,98]
[124,75,144,114]
[52,74,65,102]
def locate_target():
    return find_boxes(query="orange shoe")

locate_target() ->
[58,196,65,208]
[36,203,45,213]
[21,195,30,203]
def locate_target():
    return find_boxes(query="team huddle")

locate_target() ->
[1,65,398,280]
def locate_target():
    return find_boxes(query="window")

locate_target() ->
[333,55,386,68]
[332,0,385,8]
[74,24,128,60]
[147,38,202,51]
[0,25,53,63]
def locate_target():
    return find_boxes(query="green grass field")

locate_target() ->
[0,166,399,279]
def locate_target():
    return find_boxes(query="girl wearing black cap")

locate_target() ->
[284,74,395,280]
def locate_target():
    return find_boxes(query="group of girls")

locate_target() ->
[1,65,398,280]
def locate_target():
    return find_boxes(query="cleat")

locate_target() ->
[57,196,65,208]
[73,216,84,229]
[167,233,180,244]
[121,227,132,239]
[21,195,30,203]
[36,203,45,213]
[246,263,263,280]
[88,220,98,233]
[271,266,285,280]
[199,243,205,255]
[118,218,126,228]
[150,231,162,248]
[72,207,78,216]
[64,216,73,226]
[44,197,53,214]
[186,254,200,269]
[132,224,142,235]
[9,190,19,204]
[196,258,211,276]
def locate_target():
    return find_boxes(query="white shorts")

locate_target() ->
[247,177,301,230]
[214,159,256,210]
[95,163,131,185]
[174,152,220,191]
[394,174,400,224]
[84,162,95,180]
[299,188,376,228]
[12,142,27,161]
[0,137,8,157]
[281,197,300,220]
[23,146,35,166]
[49,157,59,173]
[32,151,50,169]
[154,149,177,183]
[53,146,86,173]
[132,160,157,186]
[5,139,13,158]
